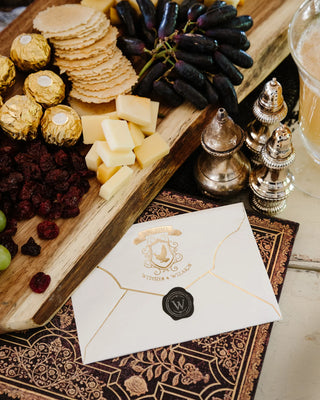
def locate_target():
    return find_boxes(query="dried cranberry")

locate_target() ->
[14,153,33,164]
[54,181,70,193]
[19,181,37,200]
[29,272,51,293]
[31,192,45,208]
[2,218,17,236]
[45,169,69,184]
[38,200,52,218]
[0,172,24,192]
[54,149,69,166]
[0,154,13,175]
[21,237,41,256]
[20,163,41,181]
[47,203,62,220]
[68,172,81,186]
[37,221,59,240]
[60,186,81,208]
[39,153,55,172]
[15,200,34,220]
[70,151,86,171]
[0,235,18,258]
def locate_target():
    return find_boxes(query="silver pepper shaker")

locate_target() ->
[194,108,251,198]
[249,123,295,215]
[246,77,288,166]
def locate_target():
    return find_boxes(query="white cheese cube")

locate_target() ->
[116,95,151,126]
[99,166,133,200]
[95,140,135,167]
[81,112,118,144]
[128,121,145,147]
[134,132,170,168]
[102,119,134,151]
[138,101,159,135]
[96,163,121,184]
[85,142,102,171]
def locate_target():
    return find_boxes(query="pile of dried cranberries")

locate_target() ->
[0,134,94,261]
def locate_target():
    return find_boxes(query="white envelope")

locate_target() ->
[72,202,281,365]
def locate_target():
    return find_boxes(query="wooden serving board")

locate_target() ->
[0,0,303,333]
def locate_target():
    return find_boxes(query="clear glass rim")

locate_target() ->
[288,0,320,85]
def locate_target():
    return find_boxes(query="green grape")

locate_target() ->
[0,210,6,233]
[0,245,11,271]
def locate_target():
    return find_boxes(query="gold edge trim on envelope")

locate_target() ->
[82,209,280,362]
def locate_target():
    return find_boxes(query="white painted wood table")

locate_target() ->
[252,116,320,400]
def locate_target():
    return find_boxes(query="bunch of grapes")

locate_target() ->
[116,0,253,116]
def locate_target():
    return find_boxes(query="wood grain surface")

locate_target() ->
[0,0,303,333]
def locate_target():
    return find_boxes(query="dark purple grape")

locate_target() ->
[203,78,219,106]
[158,1,179,39]
[138,17,157,48]
[178,0,198,23]
[116,1,137,36]
[136,0,156,30]
[117,36,146,56]
[205,28,247,47]
[240,37,250,50]
[174,60,206,90]
[152,80,184,107]
[219,44,253,68]
[173,33,218,53]
[222,15,253,31]
[175,49,215,70]
[212,74,238,116]
[156,0,171,25]
[207,1,227,11]
[133,62,167,97]
[173,79,208,109]
[213,51,243,85]
[187,3,206,22]
[197,5,237,29]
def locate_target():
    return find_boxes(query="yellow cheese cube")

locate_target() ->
[82,114,110,144]
[99,166,133,200]
[134,133,170,168]
[138,100,159,135]
[81,0,114,13]
[96,163,121,184]
[85,142,102,171]
[116,95,151,126]
[102,119,134,151]
[104,111,119,120]
[128,121,145,147]
[95,140,135,167]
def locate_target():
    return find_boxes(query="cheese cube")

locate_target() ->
[102,119,134,151]
[82,114,110,144]
[138,101,159,135]
[85,142,102,171]
[128,121,145,147]
[104,111,119,120]
[116,95,151,126]
[99,166,133,200]
[81,0,114,13]
[134,133,170,168]
[97,163,121,184]
[95,140,135,167]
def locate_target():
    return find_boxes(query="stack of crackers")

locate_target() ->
[33,4,138,104]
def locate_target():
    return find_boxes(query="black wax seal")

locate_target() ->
[162,287,194,320]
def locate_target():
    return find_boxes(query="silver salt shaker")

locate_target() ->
[249,123,295,214]
[246,77,288,166]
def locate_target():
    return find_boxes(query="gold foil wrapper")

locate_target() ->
[10,33,51,71]
[41,105,82,146]
[23,70,65,108]
[0,55,16,93]
[0,95,43,140]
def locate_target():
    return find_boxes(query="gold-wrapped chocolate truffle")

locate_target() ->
[23,70,65,108]
[0,95,43,140]
[0,55,16,93]
[10,33,51,71]
[41,105,82,146]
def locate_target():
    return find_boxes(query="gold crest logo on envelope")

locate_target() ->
[72,203,281,364]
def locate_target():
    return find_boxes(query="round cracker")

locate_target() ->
[33,4,96,35]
